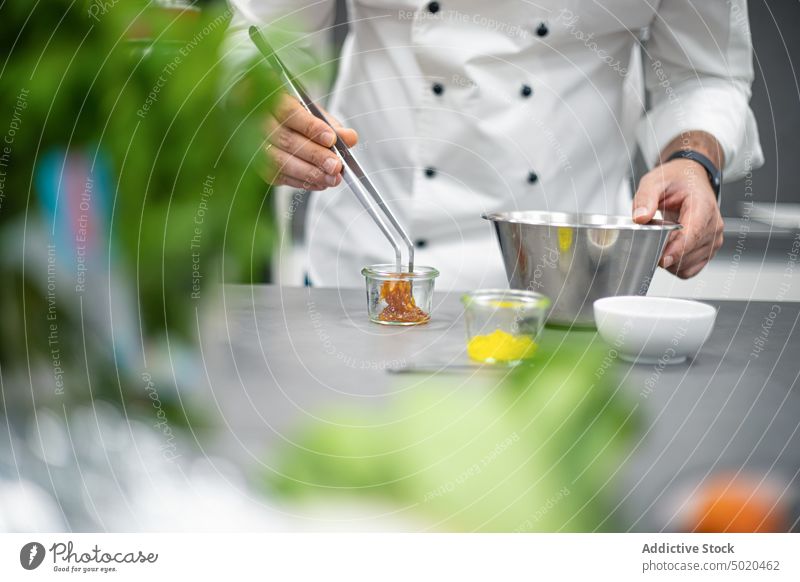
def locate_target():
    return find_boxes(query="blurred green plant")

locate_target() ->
[0,1,277,415]
[1,0,276,336]
[268,335,639,532]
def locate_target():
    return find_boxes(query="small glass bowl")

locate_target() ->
[362,264,440,326]
[461,289,551,364]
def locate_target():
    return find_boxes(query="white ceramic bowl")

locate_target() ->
[593,296,717,365]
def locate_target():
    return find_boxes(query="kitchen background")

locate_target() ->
[263,0,800,301]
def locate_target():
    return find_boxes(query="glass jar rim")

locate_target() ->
[361,264,440,280]
[461,288,550,309]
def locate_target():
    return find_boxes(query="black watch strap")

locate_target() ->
[665,149,722,200]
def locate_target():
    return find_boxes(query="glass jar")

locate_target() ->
[461,289,550,364]
[361,264,439,325]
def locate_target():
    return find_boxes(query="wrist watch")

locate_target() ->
[665,149,722,201]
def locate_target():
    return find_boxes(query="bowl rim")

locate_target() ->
[482,211,682,231]
[593,296,717,320]
[461,288,551,310]
[361,264,440,280]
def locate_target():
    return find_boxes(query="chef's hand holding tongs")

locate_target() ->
[256,44,358,191]
[265,95,358,191]
[250,26,414,274]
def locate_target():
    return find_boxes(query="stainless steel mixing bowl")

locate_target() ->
[483,211,681,327]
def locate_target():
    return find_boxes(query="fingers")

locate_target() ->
[274,95,360,147]
[666,235,721,279]
[264,94,359,189]
[661,215,705,270]
[632,168,671,223]
[669,258,706,279]
[321,109,359,147]
[331,124,359,147]
[268,120,343,175]
[274,173,327,191]
[659,228,683,269]
[661,202,721,264]
[661,225,696,270]
[274,96,337,147]
[660,192,723,278]
[269,146,342,190]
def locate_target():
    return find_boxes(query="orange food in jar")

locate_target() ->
[378,279,429,324]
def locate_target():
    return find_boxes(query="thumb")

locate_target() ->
[632,171,668,223]
[319,106,359,148]
[335,127,359,148]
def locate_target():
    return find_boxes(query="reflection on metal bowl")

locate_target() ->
[483,211,681,327]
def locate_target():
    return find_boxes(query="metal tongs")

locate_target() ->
[249,26,414,274]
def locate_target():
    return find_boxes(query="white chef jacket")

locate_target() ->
[226,0,763,291]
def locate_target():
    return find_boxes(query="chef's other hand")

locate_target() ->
[264,94,358,191]
[632,156,724,279]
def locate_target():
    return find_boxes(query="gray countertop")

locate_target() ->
[719,217,799,260]
[200,285,800,530]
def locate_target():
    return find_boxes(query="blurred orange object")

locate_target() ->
[688,474,790,533]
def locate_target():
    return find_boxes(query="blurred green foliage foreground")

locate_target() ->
[271,337,639,532]
[0,1,276,413]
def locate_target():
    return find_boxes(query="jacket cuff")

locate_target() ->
[636,78,764,182]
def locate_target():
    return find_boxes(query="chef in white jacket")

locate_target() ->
[226,0,762,291]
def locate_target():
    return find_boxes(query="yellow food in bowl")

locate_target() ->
[488,300,526,309]
[467,329,537,363]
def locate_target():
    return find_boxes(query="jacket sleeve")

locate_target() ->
[636,0,763,181]
[224,0,338,98]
